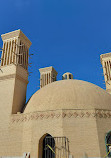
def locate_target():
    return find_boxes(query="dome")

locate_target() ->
[24,80,111,113]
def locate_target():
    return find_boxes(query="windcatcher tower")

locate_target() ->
[39,66,58,88]
[0,30,32,114]
[100,52,111,94]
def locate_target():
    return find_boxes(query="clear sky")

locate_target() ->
[0,0,111,101]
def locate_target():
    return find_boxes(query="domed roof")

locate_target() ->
[24,80,111,113]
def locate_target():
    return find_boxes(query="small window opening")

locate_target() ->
[65,75,67,79]
[69,74,71,79]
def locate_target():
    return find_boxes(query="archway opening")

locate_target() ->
[39,134,55,158]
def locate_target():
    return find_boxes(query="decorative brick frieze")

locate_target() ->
[11,109,111,123]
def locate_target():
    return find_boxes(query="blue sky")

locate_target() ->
[0,0,111,101]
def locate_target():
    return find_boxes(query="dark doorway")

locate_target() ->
[42,134,55,158]
[106,131,111,157]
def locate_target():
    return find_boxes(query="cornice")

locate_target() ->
[0,74,16,81]
[39,66,58,74]
[16,74,29,84]
[100,53,111,60]
[0,73,28,84]
[1,29,32,47]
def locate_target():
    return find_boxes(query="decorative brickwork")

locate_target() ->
[11,109,111,123]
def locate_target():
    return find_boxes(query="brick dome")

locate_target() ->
[24,79,111,113]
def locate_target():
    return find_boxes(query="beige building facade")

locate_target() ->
[0,30,111,158]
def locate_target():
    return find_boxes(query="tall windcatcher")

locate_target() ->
[0,30,31,114]
[100,52,111,94]
[1,29,31,69]
[39,66,58,88]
